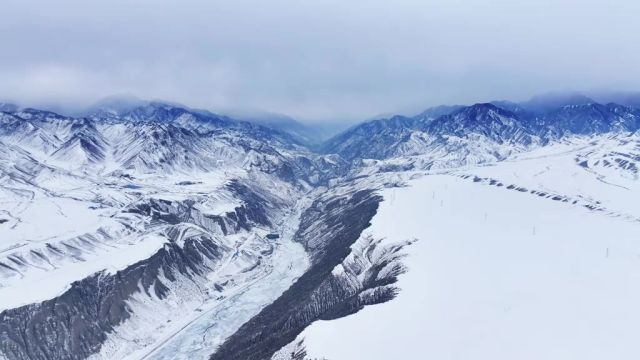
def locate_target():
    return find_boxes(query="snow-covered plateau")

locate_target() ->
[292,137,640,360]
[1,99,640,360]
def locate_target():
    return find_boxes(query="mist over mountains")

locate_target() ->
[3,0,640,358]
[1,89,640,360]
[3,90,639,146]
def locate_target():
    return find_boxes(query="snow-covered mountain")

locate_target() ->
[538,102,640,138]
[0,102,350,360]
[322,99,640,163]
[1,95,640,360]
[521,91,597,113]
[280,134,640,360]
[219,111,335,146]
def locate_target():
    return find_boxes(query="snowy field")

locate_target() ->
[300,142,640,360]
[0,169,241,311]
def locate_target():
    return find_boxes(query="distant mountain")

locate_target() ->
[521,92,595,113]
[222,111,322,146]
[222,110,353,147]
[413,104,465,124]
[87,101,312,149]
[321,105,466,160]
[82,100,349,151]
[593,91,640,109]
[539,103,640,138]
[321,100,640,162]
[0,102,18,113]
[423,103,535,144]
[0,102,346,185]
[84,98,341,147]
[322,103,531,161]
[50,118,108,166]
[490,100,530,116]
[3,93,640,360]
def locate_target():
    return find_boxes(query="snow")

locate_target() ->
[0,233,167,311]
[1,195,111,245]
[3,104,640,359]
[300,141,640,360]
[142,234,308,360]
[467,137,640,218]
[91,200,311,360]
[0,159,249,312]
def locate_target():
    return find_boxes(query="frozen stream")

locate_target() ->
[131,204,310,360]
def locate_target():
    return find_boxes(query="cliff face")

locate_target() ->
[212,188,412,360]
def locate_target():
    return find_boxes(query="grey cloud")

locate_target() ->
[1,0,639,122]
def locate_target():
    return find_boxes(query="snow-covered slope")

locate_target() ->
[322,100,640,163]
[2,97,640,360]
[0,104,344,360]
[285,135,640,360]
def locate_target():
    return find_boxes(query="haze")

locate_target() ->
[1,0,639,122]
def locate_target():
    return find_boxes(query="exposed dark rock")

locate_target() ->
[211,189,411,360]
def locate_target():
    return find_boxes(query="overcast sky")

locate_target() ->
[1,0,639,122]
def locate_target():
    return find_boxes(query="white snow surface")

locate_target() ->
[90,200,311,360]
[4,108,640,360]
[0,107,319,359]
[0,168,238,310]
[298,137,640,360]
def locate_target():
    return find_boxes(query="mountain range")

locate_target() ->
[1,92,639,360]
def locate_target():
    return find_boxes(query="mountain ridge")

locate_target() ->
[322,98,640,161]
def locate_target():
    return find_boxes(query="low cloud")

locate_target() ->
[1,0,639,122]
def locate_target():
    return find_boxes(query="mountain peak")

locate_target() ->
[524,92,595,113]
[0,102,19,113]
[420,103,532,145]
[456,103,513,117]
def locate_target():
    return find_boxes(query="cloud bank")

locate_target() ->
[1,0,639,121]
